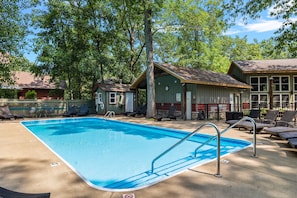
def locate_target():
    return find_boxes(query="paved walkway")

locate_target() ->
[0,116,296,198]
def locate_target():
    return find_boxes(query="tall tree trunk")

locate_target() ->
[143,1,156,118]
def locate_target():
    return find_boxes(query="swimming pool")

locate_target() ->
[21,118,251,191]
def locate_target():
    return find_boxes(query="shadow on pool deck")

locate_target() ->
[0,116,297,198]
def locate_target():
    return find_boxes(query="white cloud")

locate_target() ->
[224,29,241,35]
[225,19,282,36]
[240,20,282,32]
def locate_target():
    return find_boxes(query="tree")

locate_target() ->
[0,0,29,84]
[154,0,231,71]
[32,0,117,99]
[111,0,146,83]
[143,0,156,118]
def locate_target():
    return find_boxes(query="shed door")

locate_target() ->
[125,92,134,112]
[186,91,192,120]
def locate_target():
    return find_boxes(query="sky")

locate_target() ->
[226,20,280,42]
[225,7,281,42]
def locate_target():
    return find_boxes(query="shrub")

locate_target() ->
[25,90,37,99]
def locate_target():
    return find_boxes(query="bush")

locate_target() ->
[25,90,37,99]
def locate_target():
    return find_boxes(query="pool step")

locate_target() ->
[104,154,213,190]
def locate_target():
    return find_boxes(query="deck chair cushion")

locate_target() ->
[0,186,50,198]
[279,131,297,140]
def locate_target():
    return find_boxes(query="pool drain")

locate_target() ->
[122,193,135,198]
[50,162,61,167]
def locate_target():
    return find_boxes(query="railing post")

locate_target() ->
[215,131,221,177]
[223,117,257,158]
[217,104,220,121]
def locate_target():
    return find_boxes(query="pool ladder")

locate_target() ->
[150,117,256,177]
[104,111,115,118]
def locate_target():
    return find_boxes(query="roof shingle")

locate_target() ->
[155,63,251,89]
[13,71,57,89]
[231,59,297,74]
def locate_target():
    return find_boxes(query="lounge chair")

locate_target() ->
[226,109,261,126]
[76,104,89,116]
[0,105,24,119]
[0,186,50,198]
[0,112,15,120]
[126,105,147,117]
[288,138,297,149]
[237,110,279,132]
[62,105,77,117]
[155,106,177,121]
[264,110,297,137]
[279,131,297,140]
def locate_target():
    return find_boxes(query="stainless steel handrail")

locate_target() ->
[193,123,221,176]
[104,111,115,118]
[150,117,257,176]
[192,117,257,176]
[150,123,220,174]
[223,117,257,157]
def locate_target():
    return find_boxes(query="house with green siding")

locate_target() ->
[131,63,251,120]
[93,82,136,115]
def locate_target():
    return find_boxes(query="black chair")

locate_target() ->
[156,106,177,121]
[62,105,77,117]
[226,109,261,126]
[126,104,147,117]
[76,104,89,116]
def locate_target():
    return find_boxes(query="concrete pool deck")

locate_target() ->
[0,116,296,198]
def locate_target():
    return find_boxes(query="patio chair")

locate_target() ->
[0,111,15,120]
[126,104,147,117]
[0,105,24,119]
[225,111,243,121]
[76,104,89,116]
[62,105,77,117]
[226,109,261,126]
[264,110,297,138]
[237,110,279,132]
[0,186,50,198]
[155,106,177,121]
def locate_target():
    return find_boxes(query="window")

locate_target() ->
[260,95,268,108]
[97,93,102,103]
[250,77,267,92]
[176,93,181,102]
[251,95,259,108]
[251,94,268,109]
[272,94,289,108]
[109,92,116,104]
[273,76,289,91]
[273,95,280,108]
[282,94,289,108]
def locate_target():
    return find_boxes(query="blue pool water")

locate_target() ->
[21,118,251,191]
